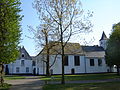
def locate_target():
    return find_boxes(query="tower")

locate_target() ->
[99,31,108,50]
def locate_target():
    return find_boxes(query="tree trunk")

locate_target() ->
[46,54,50,76]
[60,17,65,84]
[117,65,120,75]
[45,31,50,76]
[0,64,4,86]
[61,45,65,84]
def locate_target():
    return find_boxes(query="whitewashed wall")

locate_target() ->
[49,55,62,74]
[35,55,46,75]
[36,54,108,75]
[8,59,33,74]
[7,54,108,75]
[64,55,85,74]
[36,55,86,75]
[85,58,107,73]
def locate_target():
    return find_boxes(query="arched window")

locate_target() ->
[21,53,25,58]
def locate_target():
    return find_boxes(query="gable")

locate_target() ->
[18,46,32,60]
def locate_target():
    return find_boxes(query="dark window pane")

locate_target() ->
[16,67,19,72]
[90,59,94,66]
[98,59,102,66]
[32,61,36,66]
[21,60,24,66]
[74,56,80,66]
[22,54,24,57]
[26,67,29,72]
[64,56,68,66]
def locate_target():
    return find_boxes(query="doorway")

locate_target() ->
[71,68,75,74]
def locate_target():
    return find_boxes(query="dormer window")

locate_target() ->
[22,53,24,58]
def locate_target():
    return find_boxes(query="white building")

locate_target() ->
[5,47,34,75]
[5,31,110,75]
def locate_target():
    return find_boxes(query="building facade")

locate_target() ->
[5,32,110,75]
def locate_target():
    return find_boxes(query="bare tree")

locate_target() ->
[28,22,59,76]
[33,0,92,84]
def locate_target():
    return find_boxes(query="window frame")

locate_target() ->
[90,59,94,66]
[16,67,19,73]
[21,60,25,66]
[21,53,25,58]
[74,56,80,66]
[32,61,36,66]
[64,56,68,66]
[98,59,102,66]
[26,67,29,73]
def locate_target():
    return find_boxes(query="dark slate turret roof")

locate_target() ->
[99,31,108,41]
[82,46,105,52]
[18,46,32,60]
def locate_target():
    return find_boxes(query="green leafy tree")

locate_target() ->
[0,0,22,85]
[106,22,120,75]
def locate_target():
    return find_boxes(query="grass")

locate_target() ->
[4,75,26,80]
[40,73,120,81]
[0,83,11,90]
[4,73,120,81]
[43,81,120,90]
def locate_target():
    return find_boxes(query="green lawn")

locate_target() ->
[4,75,26,80]
[40,73,120,81]
[43,81,120,90]
[0,83,11,90]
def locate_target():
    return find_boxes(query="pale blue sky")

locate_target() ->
[20,0,120,56]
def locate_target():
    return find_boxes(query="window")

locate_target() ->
[16,67,19,73]
[21,60,24,66]
[64,56,68,66]
[26,67,29,73]
[37,68,39,74]
[22,53,24,58]
[90,59,94,66]
[98,59,102,66]
[74,56,80,66]
[32,61,36,66]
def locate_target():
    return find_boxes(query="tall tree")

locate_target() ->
[28,21,59,76]
[0,0,22,85]
[106,22,120,75]
[33,0,92,84]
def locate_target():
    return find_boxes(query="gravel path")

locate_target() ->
[5,76,44,90]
